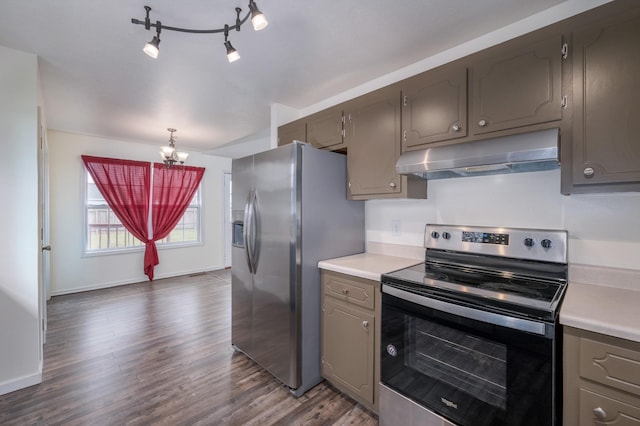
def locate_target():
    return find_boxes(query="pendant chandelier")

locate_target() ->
[131,1,268,63]
[160,128,189,168]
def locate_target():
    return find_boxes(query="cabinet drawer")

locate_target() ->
[323,273,375,310]
[580,388,640,425]
[580,338,640,397]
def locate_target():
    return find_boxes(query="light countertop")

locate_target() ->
[318,252,421,282]
[319,252,640,343]
[560,264,640,343]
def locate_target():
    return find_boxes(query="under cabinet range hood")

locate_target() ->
[396,128,560,180]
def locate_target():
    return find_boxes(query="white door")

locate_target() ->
[37,108,50,350]
[223,172,232,268]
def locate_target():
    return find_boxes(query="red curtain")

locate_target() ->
[81,156,155,278]
[146,163,205,280]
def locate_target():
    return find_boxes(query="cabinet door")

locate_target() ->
[322,297,375,405]
[579,388,640,425]
[306,106,345,151]
[571,13,640,188]
[345,87,403,197]
[471,35,563,135]
[277,119,305,146]
[402,65,468,149]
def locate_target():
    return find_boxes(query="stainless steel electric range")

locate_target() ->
[380,224,568,426]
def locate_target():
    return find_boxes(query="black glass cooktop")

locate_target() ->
[382,261,567,322]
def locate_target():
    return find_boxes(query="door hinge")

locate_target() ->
[561,43,569,60]
[403,95,408,107]
[561,96,568,109]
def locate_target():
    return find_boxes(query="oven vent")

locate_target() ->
[395,128,559,180]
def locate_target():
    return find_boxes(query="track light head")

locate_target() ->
[225,41,240,63]
[143,36,160,58]
[248,0,268,31]
[143,21,161,59]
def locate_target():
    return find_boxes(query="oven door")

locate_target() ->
[381,286,559,426]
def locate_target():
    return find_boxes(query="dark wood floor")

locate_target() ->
[0,270,378,425]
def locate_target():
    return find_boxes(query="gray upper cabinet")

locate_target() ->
[566,9,640,192]
[402,64,468,149]
[344,86,426,200]
[306,106,346,151]
[471,35,563,135]
[277,118,306,146]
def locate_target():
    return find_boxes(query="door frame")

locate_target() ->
[37,107,50,352]
[223,171,232,268]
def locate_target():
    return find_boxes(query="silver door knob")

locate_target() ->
[584,167,595,177]
[593,407,607,420]
[362,321,369,329]
[452,124,461,132]
[478,119,487,127]
[41,245,51,251]
[389,182,396,188]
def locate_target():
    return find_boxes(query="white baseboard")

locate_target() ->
[49,265,226,296]
[0,369,42,396]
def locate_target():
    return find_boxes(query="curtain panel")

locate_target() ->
[82,155,205,281]
[147,163,205,280]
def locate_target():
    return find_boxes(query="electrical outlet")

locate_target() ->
[391,220,401,236]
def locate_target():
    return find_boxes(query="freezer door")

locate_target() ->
[250,143,300,389]
[231,155,253,353]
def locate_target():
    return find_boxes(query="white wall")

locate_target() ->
[367,170,640,271]
[207,128,271,159]
[0,45,42,394]
[48,130,232,295]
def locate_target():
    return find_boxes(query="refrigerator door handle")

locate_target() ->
[251,190,261,273]
[243,189,255,274]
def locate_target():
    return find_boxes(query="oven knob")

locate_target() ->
[386,344,398,357]
[431,231,440,239]
[442,232,451,240]
[524,237,535,247]
[541,239,552,249]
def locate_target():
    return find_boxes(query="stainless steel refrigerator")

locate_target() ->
[231,141,364,397]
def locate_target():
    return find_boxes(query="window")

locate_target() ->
[156,189,201,245]
[86,173,201,252]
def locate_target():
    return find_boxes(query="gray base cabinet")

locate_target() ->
[321,271,380,413]
[563,326,640,425]
[564,8,640,193]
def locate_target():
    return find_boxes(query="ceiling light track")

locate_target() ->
[131,1,268,62]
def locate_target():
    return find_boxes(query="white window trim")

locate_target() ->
[82,166,204,257]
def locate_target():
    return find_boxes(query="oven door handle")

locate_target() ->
[383,286,550,337]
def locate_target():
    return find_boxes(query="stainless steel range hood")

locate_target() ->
[396,128,559,180]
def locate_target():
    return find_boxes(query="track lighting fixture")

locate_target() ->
[131,2,268,63]
[160,128,189,168]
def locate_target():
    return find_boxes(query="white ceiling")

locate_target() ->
[0,0,569,152]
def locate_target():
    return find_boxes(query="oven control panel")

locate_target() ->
[461,231,509,245]
[425,224,568,263]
